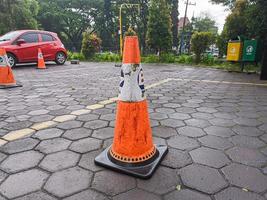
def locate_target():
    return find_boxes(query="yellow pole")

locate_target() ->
[120,5,123,57]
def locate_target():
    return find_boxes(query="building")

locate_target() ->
[178,17,190,32]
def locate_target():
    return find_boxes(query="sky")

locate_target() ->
[178,0,230,33]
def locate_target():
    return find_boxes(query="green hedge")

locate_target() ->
[67,51,259,72]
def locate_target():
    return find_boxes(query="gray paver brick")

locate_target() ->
[226,147,267,167]
[40,150,80,172]
[36,138,71,154]
[63,128,92,140]
[230,135,266,148]
[222,163,267,193]
[190,147,230,168]
[185,119,211,128]
[0,138,39,154]
[164,189,212,200]
[180,164,228,194]
[178,126,206,137]
[167,135,200,150]
[92,127,114,139]
[198,135,233,150]
[0,169,49,199]
[14,191,57,200]
[113,188,161,200]
[83,120,108,129]
[0,151,43,173]
[33,128,63,140]
[152,126,178,138]
[77,113,99,122]
[78,150,103,172]
[161,119,185,128]
[63,189,108,200]
[204,126,235,138]
[233,126,263,137]
[92,170,136,196]
[57,121,82,130]
[137,166,180,195]
[214,187,265,200]
[161,148,192,168]
[69,138,102,153]
[44,167,92,198]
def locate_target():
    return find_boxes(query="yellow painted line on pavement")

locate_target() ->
[0,139,7,146]
[172,78,267,87]
[71,109,91,115]
[86,104,105,110]
[53,115,77,123]
[3,128,35,141]
[0,78,172,145]
[31,121,57,131]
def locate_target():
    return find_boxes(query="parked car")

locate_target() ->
[0,30,67,67]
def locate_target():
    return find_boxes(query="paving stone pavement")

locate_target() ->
[0,62,267,199]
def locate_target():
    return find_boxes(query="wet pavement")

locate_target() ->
[0,62,267,199]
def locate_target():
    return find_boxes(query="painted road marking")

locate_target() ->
[3,128,35,141]
[0,79,171,145]
[173,78,267,87]
[1,77,266,145]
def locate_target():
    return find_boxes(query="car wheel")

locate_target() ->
[7,53,17,68]
[55,52,66,65]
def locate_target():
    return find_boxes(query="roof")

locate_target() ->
[178,17,190,29]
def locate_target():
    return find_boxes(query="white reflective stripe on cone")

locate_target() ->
[0,55,10,67]
[118,64,146,102]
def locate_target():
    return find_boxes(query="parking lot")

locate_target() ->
[0,62,267,200]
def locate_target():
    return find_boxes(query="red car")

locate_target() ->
[0,30,67,67]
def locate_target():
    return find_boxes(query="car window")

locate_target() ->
[19,33,39,43]
[41,34,54,42]
[0,31,20,41]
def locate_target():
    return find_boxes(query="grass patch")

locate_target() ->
[67,51,260,73]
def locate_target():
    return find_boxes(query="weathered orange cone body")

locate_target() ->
[95,36,167,179]
[0,48,16,85]
[110,100,156,163]
[37,48,46,69]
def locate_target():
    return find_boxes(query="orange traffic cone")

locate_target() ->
[95,36,168,179]
[37,48,46,69]
[0,48,22,89]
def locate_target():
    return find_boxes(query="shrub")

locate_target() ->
[202,54,215,65]
[142,54,160,63]
[175,54,194,64]
[191,32,215,63]
[160,53,176,63]
[93,52,121,62]
[81,32,101,59]
[68,51,85,61]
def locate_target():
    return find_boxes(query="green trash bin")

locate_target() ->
[242,40,261,62]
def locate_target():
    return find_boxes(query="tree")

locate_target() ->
[81,32,101,58]
[0,0,39,35]
[191,32,215,63]
[146,0,172,55]
[98,0,115,50]
[193,13,218,34]
[216,30,228,57]
[210,0,236,8]
[37,0,101,51]
[170,0,179,50]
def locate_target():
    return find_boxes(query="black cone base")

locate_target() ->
[0,83,22,89]
[94,145,168,179]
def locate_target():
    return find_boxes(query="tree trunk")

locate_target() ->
[171,0,179,52]
[260,43,267,80]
